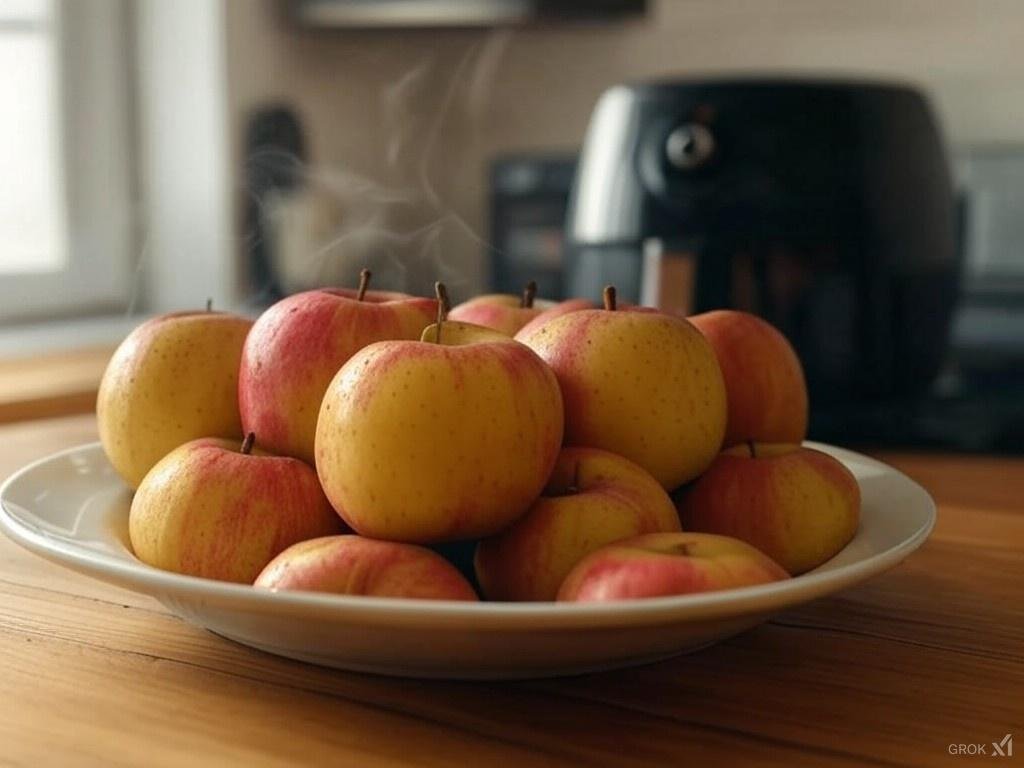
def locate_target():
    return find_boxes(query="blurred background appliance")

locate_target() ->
[489,142,1024,454]
[565,78,959,409]
[490,155,576,299]
[490,78,1022,451]
[936,148,1024,451]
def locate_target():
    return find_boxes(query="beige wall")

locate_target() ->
[225,0,1024,300]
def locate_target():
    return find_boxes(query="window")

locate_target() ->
[0,0,131,322]
[0,0,65,275]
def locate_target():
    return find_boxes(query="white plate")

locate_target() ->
[0,442,934,679]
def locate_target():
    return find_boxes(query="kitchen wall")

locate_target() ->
[224,0,1024,300]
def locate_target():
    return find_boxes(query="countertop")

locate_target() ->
[0,345,112,423]
[0,415,1020,767]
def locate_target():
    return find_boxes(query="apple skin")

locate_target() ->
[518,306,727,490]
[675,443,861,575]
[513,298,597,341]
[475,446,681,601]
[129,437,344,584]
[557,532,789,602]
[448,293,556,337]
[97,310,253,489]
[688,310,808,447]
[315,319,564,543]
[238,288,436,464]
[254,535,478,600]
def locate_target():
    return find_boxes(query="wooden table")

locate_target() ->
[0,415,1020,767]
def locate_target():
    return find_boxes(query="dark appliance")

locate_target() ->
[490,155,576,299]
[564,78,961,439]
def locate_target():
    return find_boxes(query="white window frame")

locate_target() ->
[0,0,133,323]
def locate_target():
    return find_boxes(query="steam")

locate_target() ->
[247,148,422,298]
[466,31,513,138]
[244,31,515,305]
[381,58,434,172]
[125,236,148,317]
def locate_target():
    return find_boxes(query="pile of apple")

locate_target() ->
[97,272,860,604]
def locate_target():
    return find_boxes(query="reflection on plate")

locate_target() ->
[0,442,934,679]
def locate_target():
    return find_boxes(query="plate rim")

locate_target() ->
[0,441,936,631]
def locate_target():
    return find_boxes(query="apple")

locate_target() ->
[557,532,789,602]
[518,286,727,490]
[475,446,681,601]
[513,298,597,341]
[688,310,808,447]
[238,269,437,464]
[254,535,478,601]
[675,442,860,575]
[448,281,556,336]
[97,306,253,489]
[315,283,564,543]
[130,433,343,583]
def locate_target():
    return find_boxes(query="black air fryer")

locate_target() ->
[565,78,960,439]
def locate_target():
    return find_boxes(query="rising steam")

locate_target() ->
[243,30,515,305]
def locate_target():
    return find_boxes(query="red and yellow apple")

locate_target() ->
[97,307,253,489]
[518,286,727,489]
[513,298,595,340]
[475,446,681,601]
[448,281,555,337]
[254,535,478,600]
[315,285,564,543]
[557,531,789,602]
[130,434,343,583]
[238,271,436,464]
[688,310,807,447]
[676,442,860,575]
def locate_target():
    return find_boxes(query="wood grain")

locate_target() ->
[0,415,1020,767]
[0,346,112,424]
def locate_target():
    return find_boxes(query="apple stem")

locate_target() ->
[241,432,256,455]
[357,268,371,301]
[603,285,617,311]
[433,281,451,344]
[747,440,757,459]
[520,280,537,309]
[205,298,213,312]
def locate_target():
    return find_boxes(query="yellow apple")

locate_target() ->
[97,307,253,489]
[314,284,564,543]
[475,446,681,601]
[518,286,727,489]
[130,434,343,583]
[676,443,861,575]
[557,532,789,602]
[255,535,478,600]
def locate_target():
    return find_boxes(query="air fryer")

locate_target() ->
[565,79,960,425]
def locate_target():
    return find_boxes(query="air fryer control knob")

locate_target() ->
[665,123,715,170]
